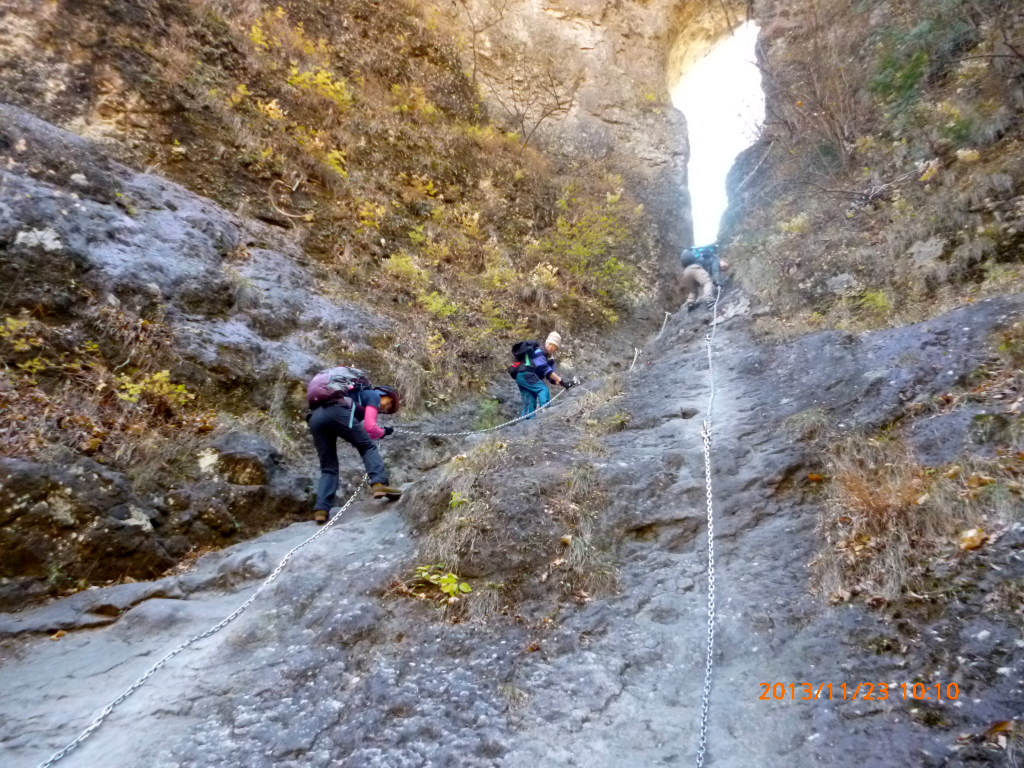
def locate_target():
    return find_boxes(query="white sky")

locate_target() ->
[672,22,765,246]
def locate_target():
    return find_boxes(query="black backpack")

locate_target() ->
[507,340,542,379]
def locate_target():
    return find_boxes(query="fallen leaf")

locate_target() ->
[916,493,930,505]
[50,630,66,641]
[983,721,1013,737]
[560,535,573,545]
[959,528,986,551]
[807,473,824,482]
[526,640,541,652]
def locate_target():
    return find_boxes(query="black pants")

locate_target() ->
[308,404,388,511]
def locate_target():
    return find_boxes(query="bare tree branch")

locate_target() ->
[481,43,584,148]
[452,0,512,85]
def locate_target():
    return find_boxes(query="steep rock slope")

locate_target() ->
[0,0,665,608]
[0,103,387,608]
[3,296,1021,767]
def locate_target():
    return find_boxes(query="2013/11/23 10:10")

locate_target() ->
[759,682,961,701]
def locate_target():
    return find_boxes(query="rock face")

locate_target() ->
[0,104,393,606]
[0,104,388,383]
[0,431,313,611]
[3,295,1021,767]
[438,0,743,257]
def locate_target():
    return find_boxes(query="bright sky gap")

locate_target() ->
[673,22,765,247]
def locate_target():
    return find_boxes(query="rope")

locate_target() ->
[656,310,672,339]
[694,285,721,768]
[36,478,369,768]
[392,377,581,438]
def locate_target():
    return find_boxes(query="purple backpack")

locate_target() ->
[306,366,372,409]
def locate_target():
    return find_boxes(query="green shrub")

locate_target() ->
[474,398,504,430]
[859,289,892,316]
[418,291,460,318]
[529,195,639,302]
[288,66,352,110]
[384,253,429,287]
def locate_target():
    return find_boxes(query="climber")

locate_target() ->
[681,243,723,287]
[508,332,572,419]
[306,366,403,523]
[681,246,729,312]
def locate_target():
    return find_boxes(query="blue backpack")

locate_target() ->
[682,244,718,269]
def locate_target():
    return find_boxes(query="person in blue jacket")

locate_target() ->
[509,332,571,419]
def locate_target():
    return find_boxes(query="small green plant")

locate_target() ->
[418,291,460,318]
[408,225,427,245]
[474,398,504,430]
[0,316,42,352]
[384,253,429,287]
[586,412,630,435]
[324,149,348,178]
[872,49,928,109]
[357,201,386,232]
[287,65,352,110]
[449,491,470,510]
[859,289,892,316]
[116,370,195,407]
[412,564,472,603]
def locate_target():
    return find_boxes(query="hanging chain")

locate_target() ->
[392,377,581,438]
[694,285,721,768]
[36,478,368,768]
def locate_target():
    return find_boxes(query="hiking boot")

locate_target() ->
[314,509,329,524]
[371,483,402,501]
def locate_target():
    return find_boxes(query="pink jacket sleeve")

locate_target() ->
[363,406,386,440]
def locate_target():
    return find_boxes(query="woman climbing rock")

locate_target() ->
[306,367,402,523]
[509,332,572,419]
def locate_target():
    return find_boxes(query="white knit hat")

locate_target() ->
[545,331,562,349]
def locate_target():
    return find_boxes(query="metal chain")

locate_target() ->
[392,377,581,438]
[694,285,721,768]
[37,478,369,768]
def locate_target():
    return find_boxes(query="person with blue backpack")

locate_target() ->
[305,367,403,523]
[508,332,572,419]
[680,243,729,311]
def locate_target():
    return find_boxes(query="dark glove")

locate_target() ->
[383,426,395,437]
[560,380,573,390]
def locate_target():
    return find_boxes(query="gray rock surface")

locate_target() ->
[0,103,389,381]
[0,103,394,604]
[2,295,1022,767]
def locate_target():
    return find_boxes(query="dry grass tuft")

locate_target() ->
[816,436,1022,602]
[550,464,617,596]
[784,407,831,441]
[412,439,508,568]
[560,374,624,424]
